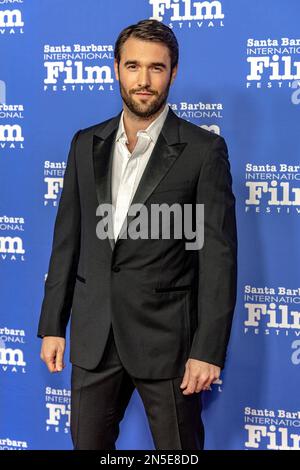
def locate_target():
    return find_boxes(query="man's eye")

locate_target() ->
[127,65,162,71]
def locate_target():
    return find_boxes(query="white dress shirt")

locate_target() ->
[111,103,170,241]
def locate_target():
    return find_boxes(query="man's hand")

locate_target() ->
[180,358,220,395]
[40,336,66,373]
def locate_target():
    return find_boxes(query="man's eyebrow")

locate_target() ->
[123,60,167,69]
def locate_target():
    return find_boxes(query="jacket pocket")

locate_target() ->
[76,274,86,284]
[153,179,192,194]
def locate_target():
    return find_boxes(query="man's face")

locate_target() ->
[114,37,177,118]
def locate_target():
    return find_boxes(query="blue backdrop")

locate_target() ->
[1,0,300,450]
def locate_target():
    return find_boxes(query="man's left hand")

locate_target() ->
[180,359,220,395]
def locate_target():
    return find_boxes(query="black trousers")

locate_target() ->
[70,326,205,450]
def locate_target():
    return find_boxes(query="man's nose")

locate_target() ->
[137,68,151,88]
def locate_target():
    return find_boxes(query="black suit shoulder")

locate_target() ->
[78,114,117,136]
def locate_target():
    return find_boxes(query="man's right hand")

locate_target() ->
[40,336,66,373]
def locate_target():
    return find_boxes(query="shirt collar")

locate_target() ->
[116,103,169,145]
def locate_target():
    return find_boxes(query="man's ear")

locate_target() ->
[170,64,178,85]
[114,60,119,81]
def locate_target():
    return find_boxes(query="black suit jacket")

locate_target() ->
[37,106,238,379]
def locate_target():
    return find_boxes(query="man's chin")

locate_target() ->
[128,104,156,118]
[126,98,166,118]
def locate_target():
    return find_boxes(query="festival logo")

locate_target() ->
[246,37,300,90]
[43,43,114,93]
[243,284,300,338]
[45,387,71,434]
[0,437,28,450]
[0,80,25,150]
[44,161,65,207]
[0,0,24,35]
[0,326,26,373]
[170,101,223,134]
[244,406,300,450]
[245,163,300,215]
[0,215,25,261]
[149,0,225,30]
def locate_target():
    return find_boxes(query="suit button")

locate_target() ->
[112,266,120,272]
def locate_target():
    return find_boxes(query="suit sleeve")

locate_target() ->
[37,129,81,338]
[188,135,238,369]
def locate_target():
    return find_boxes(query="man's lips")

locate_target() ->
[135,92,153,95]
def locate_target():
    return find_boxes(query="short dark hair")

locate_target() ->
[114,19,179,71]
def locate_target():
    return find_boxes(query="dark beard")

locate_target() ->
[118,73,172,119]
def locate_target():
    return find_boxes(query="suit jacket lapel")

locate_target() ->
[92,112,120,251]
[92,106,187,250]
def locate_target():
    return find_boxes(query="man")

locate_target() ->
[38,19,238,450]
